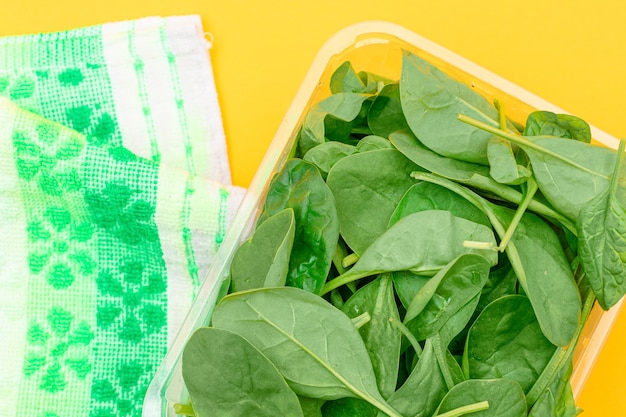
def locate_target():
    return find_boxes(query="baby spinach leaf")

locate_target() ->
[403,254,489,335]
[299,397,325,417]
[400,51,500,164]
[463,295,556,393]
[182,327,303,417]
[376,340,448,417]
[392,270,429,310]
[322,210,497,294]
[299,93,371,154]
[389,130,491,181]
[212,287,403,417]
[303,141,358,179]
[321,397,378,417]
[356,135,394,152]
[524,111,591,143]
[230,208,295,292]
[435,379,527,417]
[477,261,517,312]
[388,182,490,228]
[330,61,374,94]
[367,83,411,139]
[326,148,421,255]
[491,206,581,346]
[458,114,616,220]
[261,159,339,294]
[487,137,530,185]
[341,274,401,399]
[577,141,626,310]
[523,136,616,220]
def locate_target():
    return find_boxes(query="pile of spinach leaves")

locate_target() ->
[178,51,626,417]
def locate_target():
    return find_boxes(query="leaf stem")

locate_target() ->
[342,253,360,269]
[435,401,490,417]
[497,177,538,251]
[458,114,608,180]
[352,312,371,329]
[389,316,423,359]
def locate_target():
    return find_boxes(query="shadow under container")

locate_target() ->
[142,21,623,417]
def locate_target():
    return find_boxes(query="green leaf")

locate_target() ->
[388,182,490,228]
[298,397,325,417]
[491,206,581,346]
[376,340,447,417]
[435,379,527,417]
[230,208,296,292]
[299,93,371,154]
[487,137,531,185]
[404,254,490,341]
[577,142,626,310]
[367,83,411,139]
[400,51,499,164]
[303,141,358,178]
[261,159,339,294]
[463,295,556,394]
[182,327,303,417]
[524,111,591,143]
[330,61,375,94]
[341,274,401,399]
[326,148,421,255]
[524,136,616,220]
[322,210,497,294]
[321,398,378,417]
[356,135,394,152]
[212,287,402,417]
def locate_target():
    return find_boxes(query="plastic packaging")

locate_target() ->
[142,21,622,416]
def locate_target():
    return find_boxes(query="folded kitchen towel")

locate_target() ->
[0,16,245,417]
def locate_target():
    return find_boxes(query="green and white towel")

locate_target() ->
[0,15,245,417]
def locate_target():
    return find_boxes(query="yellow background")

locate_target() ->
[2,0,625,414]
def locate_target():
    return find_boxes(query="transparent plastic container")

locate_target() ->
[142,21,622,416]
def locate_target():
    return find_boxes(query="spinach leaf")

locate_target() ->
[299,397,325,417]
[458,114,617,220]
[477,261,517,312]
[330,61,375,94]
[261,159,339,294]
[356,135,394,152]
[322,210,498,294]
[434,379,527,417]
[392,270,429,310]
[377,340,448,417]
[487,137,530,185]
[367,83,411,139]
[400,51,500,164]
[411,171,580,347]
[463,295,556,393]
[524,111,591,143]
[230,208,295,292]
[326,148,421,255]
[211,287,403,417]
[303,141,358,179]
[577,141,626,309]
[182,327,303,417]
[491,206,582,347]
[403,254,489,339]
[390,130,574,232]
[342,274,401,399]
[321,398,378,417]
[299,93,371,154]
[388,182,490,228]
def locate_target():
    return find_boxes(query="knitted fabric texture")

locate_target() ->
[0,16,245,417]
